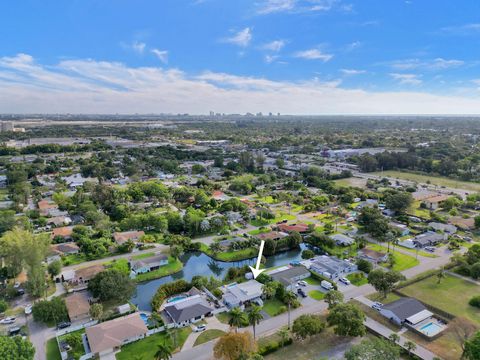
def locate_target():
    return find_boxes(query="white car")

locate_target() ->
[13,282,20,288]
[371,302,383,311]
[194,324,206,332]
[297,281,307,287]
[339,277,351,285]
[0,317,16,324]
[24,305,32,315]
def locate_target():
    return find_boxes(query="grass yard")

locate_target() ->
[134,256,183,282]
[400,274,480,326]
[250,213,296,227]
[264,327,366,360]
[334,177,368,189]
[263,299,286,317]
[367,243,419,271]
[396,243,438,258]
[308,290,325,300]
[46,338,62,360]
[194,329,226,346]
[407,200,432,219]
[366,292,401,304]
[371,170,480,192]
[305,276,322,286]
[116,327,191,360]
[131,252,156,260]
[216,312,249,327]
[248,228,270,236]
[346,272,368,286]
[404,328,463,360]
[58,329,85,360]
[199,243,258,261]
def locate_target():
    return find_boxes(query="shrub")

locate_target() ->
[469,296,480,308]
[301,249,315,259]
[356,259,373,273]
[151,279,191,310]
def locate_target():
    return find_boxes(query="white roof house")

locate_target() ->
[222,280,263,309]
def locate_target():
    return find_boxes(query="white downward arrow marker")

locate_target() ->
[249,240,266,279]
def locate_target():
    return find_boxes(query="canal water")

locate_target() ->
[131,243,312,311]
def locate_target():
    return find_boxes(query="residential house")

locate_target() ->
[380,298,431,326]
[221,280,264,309]
[85,313,148,357]
[413,232,446,247]
[330,233,355,246]
[129,254,169,278]
[65,292,90,322]
[63,264,105,285]
[218,237,247,250]
[268,265,310,290]
[358,248,389,264]
[423,195,449,210]
[38,200,58,216]
[389,222,410,236]
[47,242,80,263]
[276,223,310,234]
[212,190,230,201]
[163,295,214,327]
[113,230,145,246]
[47,215,72,227]
[428,222,457,234]
[257,231,288,241]
[51,226,74,241]
[308,255,357,279]
[62,173,97,190]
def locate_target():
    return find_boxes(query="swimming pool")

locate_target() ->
[167,295,187,303]
[140,312,149,325]
[418,321,444,336]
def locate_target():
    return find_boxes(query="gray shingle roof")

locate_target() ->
[383,297,426,323]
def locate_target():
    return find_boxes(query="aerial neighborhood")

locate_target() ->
[0,116,479,360]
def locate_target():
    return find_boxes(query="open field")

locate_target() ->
[334,177,368,188]
[116,327,191,359]
[400,274,480,326]
[371,170,480,192]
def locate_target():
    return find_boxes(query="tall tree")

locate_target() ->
[0,335,35,360]
[247,305,264,339]
[284,291,297,329]
[213,332,257,360]
[327,303,366,337]
[228,307,246,333]
[345,338,400,360]
[154,342,173,360]
[324,290,344,309]
[367,269,405,299]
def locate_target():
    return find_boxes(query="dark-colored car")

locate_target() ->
[297,288,307,298]
[57,321,71,329]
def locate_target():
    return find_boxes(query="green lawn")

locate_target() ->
[263,299,286,317]
[61,253,87,266]
[367,243,419,271]
[216,312,248,327]
[250,213,296,227]
[105,258,130,275]
[366,292,401,304]
[131,252,156,260]
[194,329,226,346]
[308,290,325,300]
[134,257,183,282]
[304,276,322,286]
[199,243,258,261]
[346,272,368,286]
[371,170,480,192]
[334,177,368,189]
[116,328,191,360]
[248,228,270,236]
[396,243,438,258]
[400,274,480,326]
[58,329,85,360]
[46,338,62,360]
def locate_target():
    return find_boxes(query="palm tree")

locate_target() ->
[284,291,297,329]
[154,341,173,360]
[388,333,400,344]
[229,307,245,333]
[278,327,290,348]
[437,268,446,284]
[385,231,395,252]
[261,282,276,299]
[247,305,264,339]
[404,340,416,356]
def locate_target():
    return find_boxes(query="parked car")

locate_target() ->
[371,302,383,311]
[424,246,436,253]
[16,288,25,296]
[56,321,71,329]
[321,280,334,291]
[297,280,307,287]
[24,305,32,315]
[13,282,21,288]
[297,288,307,298]
[339,277,351,285]
[0,317,16,325]
[194,324,206,332]
[8,326,21,336]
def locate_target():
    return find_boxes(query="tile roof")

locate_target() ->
[164,295,213,323]
[65,292,90,319]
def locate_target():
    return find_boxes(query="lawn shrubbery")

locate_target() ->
[469,296,480,308]
[151,279,191,310]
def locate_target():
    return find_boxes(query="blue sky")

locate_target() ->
[1,0,480,114]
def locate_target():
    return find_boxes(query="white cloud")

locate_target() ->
[257,0,296,14]
[294,49,333,61]
[341,69,366,75]
[264,55,279,63]
[131,41,146,54]
[390,73,422,85]
[2,53,480,115]
[151,49,168,64]
[256,0,342,15]
[262,40,286,52]
[440,23,480,35]
[345,41,362,51]
[223,28,252,47]
[390,58,464,71]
